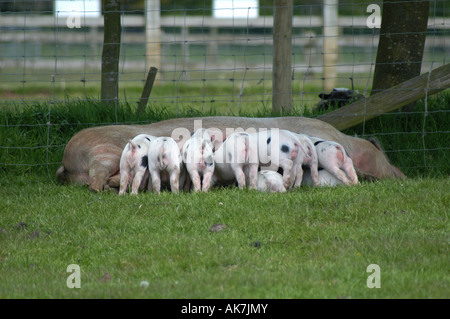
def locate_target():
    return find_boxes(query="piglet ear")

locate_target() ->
[129,140,137,149]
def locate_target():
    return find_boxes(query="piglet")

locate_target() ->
[147,136,185,193]
[307,136,359,185]
[182,129,215,192]
[292,133,320,188]
[257,170,286,193]
[254,129,317,190]
[302,167,342,187]
[212,132,259,189]
[119,134,155,195]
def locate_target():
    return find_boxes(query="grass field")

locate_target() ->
[0,88,449,299]
[0,175,448,299]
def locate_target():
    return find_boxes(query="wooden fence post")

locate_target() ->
[323,0,338,92]
[101,0,121,107]
[145,0,161,73]
[137,67,158,116]
[272,0,293,114]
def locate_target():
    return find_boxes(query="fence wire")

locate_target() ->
[0,0,448,176]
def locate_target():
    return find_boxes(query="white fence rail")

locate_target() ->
[1,14,448,73]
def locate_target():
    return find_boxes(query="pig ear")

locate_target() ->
[129,140,137,149]
[210,134,216,142]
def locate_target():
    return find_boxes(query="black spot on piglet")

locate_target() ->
[280,145,290,153]
[140,155,148,168]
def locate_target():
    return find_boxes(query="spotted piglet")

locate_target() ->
[254,129,313,190]
[257,170,286,193]
[119,134,155,195]
[293,133,320,188]
[212,132,259,189]
[307,136,358,185]
[182,129,215,192]
[147,136,185,194]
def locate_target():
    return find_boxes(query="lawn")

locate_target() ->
[0,174,448,299]
[0,89,448,299]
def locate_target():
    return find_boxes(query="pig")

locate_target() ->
[182,128,215,192]
[307,136,359,185]
[56,116,405,192]
[257,170,286,193]
[254,129,319,189]
[292,133,320,188]
[302,167,343,187]
[119,134,155,195]
[147,136,185,194]
[212,132,259,190]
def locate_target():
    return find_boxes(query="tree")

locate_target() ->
[371,0,430,111]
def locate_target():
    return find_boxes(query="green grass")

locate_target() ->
[0,86,449,299]
[1,90,448,177]
[0,174,448,298]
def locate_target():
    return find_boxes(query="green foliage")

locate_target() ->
[343,91,450,177]
[1,91,448,177]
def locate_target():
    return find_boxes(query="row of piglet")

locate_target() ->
[118,128,359,195]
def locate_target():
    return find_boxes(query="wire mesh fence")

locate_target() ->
[0,0,449,176]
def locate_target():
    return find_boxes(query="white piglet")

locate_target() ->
[182,129,215,192]
[148,136,185,193]
[307,136,359,185]
[293,133,320,188]
[119,134,155,195]
[257,170,286,193]
[254,129,316,189]
[302,167,342,187]
[212,132,259,189]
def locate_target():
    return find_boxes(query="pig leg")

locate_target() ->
[232,165,247,189]
[189,169,202,192]
[343,158,359,184]
[278,159,294,189]
[131,167,147,195]
[307,161,320,187]
[108,173,121,188]
[119,169,131,195]
[201,171,213,192]
[87,145,122,192]
[291,161,304,189]
[245,163,259,190]
[88,163,113,193]
[327,166,352,185]
[169,167,180,193]
[149,170,162,194]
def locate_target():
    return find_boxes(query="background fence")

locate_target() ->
[0,0,449,176]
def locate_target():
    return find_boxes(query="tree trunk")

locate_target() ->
[371,0,429,111]
[101,0,122,107]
